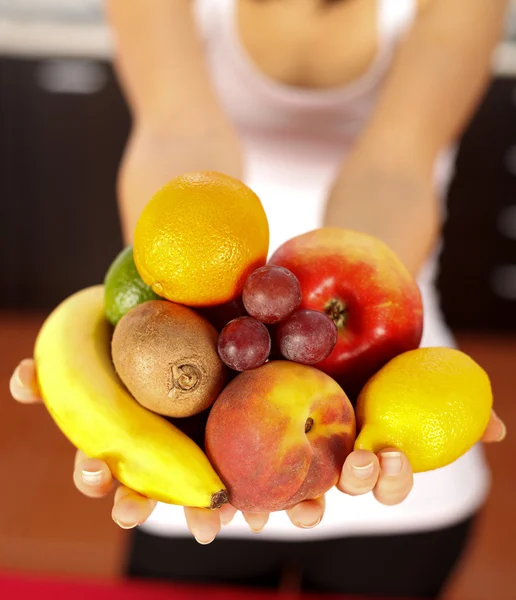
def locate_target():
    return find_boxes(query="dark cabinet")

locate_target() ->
[439,78,516,331]
[2,54,516,331]
[0,55,130,309]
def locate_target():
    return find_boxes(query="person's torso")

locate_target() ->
[141,0,490,540]
[194,0,452,250]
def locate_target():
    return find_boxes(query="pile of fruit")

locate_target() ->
[34,172,493,515]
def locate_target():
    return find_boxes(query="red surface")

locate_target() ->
[0,572,400,600]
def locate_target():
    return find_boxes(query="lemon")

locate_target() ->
[104,246,159,325]
[354,347,492,472]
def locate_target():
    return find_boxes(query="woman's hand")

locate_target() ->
[10,359,157,528]
[117,119,243,243]
[8,108,244,538]
[10,358,506,543]
[197,408,506,538]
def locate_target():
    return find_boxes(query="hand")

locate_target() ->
[10,358,506,543]
[117,118,243,242]
[9,358,248,540]
[216,405,507,536]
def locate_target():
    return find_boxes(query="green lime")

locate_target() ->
[104,245,160,325]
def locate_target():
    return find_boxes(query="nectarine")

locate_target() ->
[205,361,355,512]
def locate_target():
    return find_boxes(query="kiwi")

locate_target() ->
[112,300,226,418]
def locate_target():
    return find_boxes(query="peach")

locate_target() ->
[205,361,356,512]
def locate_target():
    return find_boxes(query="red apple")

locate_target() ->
[269,228,423,399]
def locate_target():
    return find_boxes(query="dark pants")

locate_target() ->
[125,516,475,598]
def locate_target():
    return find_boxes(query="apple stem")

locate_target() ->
[324,298,347,329]
[305,417,314,433]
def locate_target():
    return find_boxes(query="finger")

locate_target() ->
[73,450,114,498]
[481,409,506,443]
[287,495,325,529]
[337,450,380,496]
[219,503,238,526]
[373,449,413,506]
[112,486,157,529]
[184,506,221,545]
[243,511,269,533]
[74,449,89,468]
[9,359,42,404]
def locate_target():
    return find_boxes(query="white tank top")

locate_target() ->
[142,0,490,540]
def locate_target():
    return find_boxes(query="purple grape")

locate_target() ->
[198,296,247,332]
[277,309,337,365]
[218,317,271,371]
[242,265,302,324]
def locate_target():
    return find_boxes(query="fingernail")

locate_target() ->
[352,461,374,479]
[379,451,402,476]
[497,420,507,442]
[298,515,322,529]
[113,518,138,530]
[247,522,265,533]
[194,535,215,545]
[81,469,103,486]
[17,361,33,387]
[245,514,268,533]
[9,368,34,401]
[190,524,216,545]
[9,373,25,397]
[220,513,234,526]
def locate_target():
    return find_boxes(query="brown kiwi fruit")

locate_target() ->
[112,300,226,418]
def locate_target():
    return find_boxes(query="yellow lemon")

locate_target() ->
[354,347,492,472]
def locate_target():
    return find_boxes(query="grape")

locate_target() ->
[243,265,302,324]
[277,309,337,364]
[267,324,282,360]
[199,296,247,332]
[218,317,271,371]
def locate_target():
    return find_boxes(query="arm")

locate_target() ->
[10,1,508,542]
[106,0,223,128]
[325,0,508,275]
[106,0,242,240]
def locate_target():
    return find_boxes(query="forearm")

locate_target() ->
[326,0,507,276]
[324,157,439,276]
[360,0,507,165]
[116,126,243,243]
[105,1,243,240]
[105,0,226,129]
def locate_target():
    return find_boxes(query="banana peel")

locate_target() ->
[34,285,227,509]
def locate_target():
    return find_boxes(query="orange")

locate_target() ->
[134,172,270,307]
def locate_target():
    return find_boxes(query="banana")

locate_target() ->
[34,285,227,509]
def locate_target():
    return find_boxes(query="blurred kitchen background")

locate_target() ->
[1,1,515,600]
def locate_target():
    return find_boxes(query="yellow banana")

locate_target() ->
[34,285,227,509]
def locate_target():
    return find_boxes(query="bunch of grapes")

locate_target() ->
[217,265,337,371]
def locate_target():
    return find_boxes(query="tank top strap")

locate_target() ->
[192,0,232,42]
[378,0,418,47]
